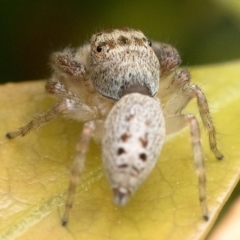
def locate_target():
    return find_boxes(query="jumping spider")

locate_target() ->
[6,28,223,226]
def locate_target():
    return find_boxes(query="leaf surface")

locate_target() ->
[0,61,240,240]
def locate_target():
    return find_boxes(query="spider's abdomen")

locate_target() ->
[102,93,165,205]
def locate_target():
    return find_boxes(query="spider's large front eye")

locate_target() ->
[97,45,102,52]
[148,40,152,47]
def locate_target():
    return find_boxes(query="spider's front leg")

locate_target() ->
[62,120,96,226]
[162,69,223,160]
[154,41,223,159]
[6,102,66,138]
[6,82,98,138]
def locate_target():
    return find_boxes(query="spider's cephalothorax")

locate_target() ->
[6,28,223,226]
[90,28,160,100]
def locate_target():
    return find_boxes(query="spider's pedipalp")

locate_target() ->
[152,41,181,77]
[50,50,86,79]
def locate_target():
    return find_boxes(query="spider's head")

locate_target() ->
[90,28,160,100]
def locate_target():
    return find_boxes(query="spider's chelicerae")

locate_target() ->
[6,28,223,226]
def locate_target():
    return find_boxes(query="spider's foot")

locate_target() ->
[6,132,17,139]
[213,148,224,160]
[217,154,224,160]
[203,215,209,221]
[215,150,224,160]
[62,220,68,226]
[6,131,22,139]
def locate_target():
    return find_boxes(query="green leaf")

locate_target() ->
[0,61,240,240]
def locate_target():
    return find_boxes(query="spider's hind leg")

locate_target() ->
[165,113,208,220]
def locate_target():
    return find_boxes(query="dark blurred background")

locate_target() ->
[1,0,240,83]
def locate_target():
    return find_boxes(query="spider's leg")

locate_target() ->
[165,114,208,220]
[157,68,190,102]
[192,84,223,160]
[62,120,96,226]
[162,68,223,160]
[185,114,209,220]
[6,102,65,138]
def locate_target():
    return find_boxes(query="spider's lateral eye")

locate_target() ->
[148,40,152,47]
[97,45,102,52]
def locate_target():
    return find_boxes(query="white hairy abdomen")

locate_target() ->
[102,93,165,205]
